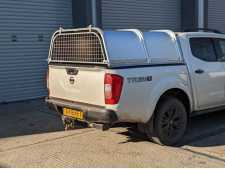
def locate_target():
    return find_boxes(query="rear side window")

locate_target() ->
[215,39,225,61]
[190,38,217,62]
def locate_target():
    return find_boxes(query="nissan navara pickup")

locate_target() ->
[46,27,225,146]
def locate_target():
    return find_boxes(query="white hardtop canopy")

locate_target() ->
[102,29,183,67]
[49,27,184,67]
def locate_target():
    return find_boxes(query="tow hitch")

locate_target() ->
[62,116,88,130]
[89,123,110,131]
[62,116,111,131]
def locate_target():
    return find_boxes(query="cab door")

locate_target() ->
[187,37,225,110]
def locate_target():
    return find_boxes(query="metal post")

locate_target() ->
[198,0,205,28]
[91,0,97,26]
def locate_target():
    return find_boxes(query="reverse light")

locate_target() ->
[104,73,123,105]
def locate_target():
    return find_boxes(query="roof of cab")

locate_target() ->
[176,31,225,39]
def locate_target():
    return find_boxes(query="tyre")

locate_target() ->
[147,96,188,146]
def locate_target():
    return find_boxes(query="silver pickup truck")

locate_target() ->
[46,27,225,146]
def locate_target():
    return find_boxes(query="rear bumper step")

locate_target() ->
[46,97,118,124]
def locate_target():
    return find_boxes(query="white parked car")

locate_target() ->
[46,27,225,146]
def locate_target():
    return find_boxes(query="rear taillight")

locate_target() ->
[104,74,123,105]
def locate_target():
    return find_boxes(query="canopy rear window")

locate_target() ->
[49,29,107,65]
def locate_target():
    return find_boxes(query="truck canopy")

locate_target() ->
[48,27,183,68]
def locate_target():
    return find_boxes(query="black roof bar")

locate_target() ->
[184,28,223,34]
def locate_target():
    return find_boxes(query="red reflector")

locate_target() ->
[104,74,123,105]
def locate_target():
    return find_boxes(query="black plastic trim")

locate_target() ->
[46,97,118,124]
[110,63,186,70]
[49,62,108,68]
[192,105,225,117]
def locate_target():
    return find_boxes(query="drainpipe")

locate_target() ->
[91,0,97,26]
[198,0,205,28]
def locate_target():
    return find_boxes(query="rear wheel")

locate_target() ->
[147,96,188,146]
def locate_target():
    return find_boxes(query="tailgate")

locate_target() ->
[48,65,106,106]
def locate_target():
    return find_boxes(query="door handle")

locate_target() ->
[195,69,204,74]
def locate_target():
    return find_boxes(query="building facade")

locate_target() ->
[0,0,224,103]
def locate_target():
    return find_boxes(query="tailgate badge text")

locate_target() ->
[127,76,152,83]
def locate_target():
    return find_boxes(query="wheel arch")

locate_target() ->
[155,88,191,116]
[144,88,192,136]
[146,87,193,124]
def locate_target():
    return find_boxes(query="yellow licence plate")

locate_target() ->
[63,108,84,120]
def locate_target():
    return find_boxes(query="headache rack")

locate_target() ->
[49,27,108,65]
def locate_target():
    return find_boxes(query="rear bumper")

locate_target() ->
[45,97,118,124]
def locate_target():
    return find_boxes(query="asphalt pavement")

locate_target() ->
[1,99,225,167]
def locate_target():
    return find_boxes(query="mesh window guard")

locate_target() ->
[50,31,106,64]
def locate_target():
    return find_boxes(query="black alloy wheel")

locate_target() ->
[147,96,188,146]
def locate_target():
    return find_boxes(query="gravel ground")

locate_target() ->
[1,99,225,167]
